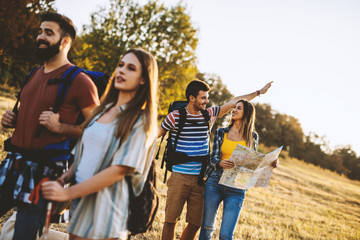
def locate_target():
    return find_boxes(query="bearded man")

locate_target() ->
[0,12,99,240]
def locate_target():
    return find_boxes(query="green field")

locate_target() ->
[0,92,359,239]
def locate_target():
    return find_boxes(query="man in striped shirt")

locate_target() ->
[159,80,273,240]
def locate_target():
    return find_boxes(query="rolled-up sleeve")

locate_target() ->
[111,120,156,175]
[210,129,222,170]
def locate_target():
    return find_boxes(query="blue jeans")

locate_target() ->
[13,195,48,240]
[199,170,246,240]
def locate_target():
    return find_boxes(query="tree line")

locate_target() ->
[255,103,360,180]
[1,0,359,180]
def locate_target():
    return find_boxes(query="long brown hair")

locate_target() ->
[229,100,256,149]
[82,48,158,146]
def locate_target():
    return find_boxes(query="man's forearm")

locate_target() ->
[56,123,82,138]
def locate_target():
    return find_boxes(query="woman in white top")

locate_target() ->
[41,47,158,240]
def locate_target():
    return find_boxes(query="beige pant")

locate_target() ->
[0,212,69,240]
[165,172,205,226]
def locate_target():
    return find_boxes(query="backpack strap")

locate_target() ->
[197,109,212,185]
[172,108,210,156]
[36,66,82,137]
[200,109,210,122]
[81,70,110,98]
[155,103,188,161]
[160,107,187,183]
[200,109,211,152]
[12,67,39,113]
[173,107,187,151]
[160,107,211,184]
[52,66,82,113]
[200,109,210,130]
[155,134,165,160]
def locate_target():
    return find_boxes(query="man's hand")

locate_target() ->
[219,160,235,169]
[1,111,17,128]
[57,171,73,186]
[41,181,71,202]
[39,110,61,133]
[259,81,274,94]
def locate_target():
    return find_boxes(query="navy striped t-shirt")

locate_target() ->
[161,106,220,175]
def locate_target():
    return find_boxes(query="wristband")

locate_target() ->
[257,90,261,97]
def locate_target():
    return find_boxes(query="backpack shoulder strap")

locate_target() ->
[13,67,39,113]
[201,109,211,153]
[200,109,211,132]
[35,66,82,137]
[81,70,110,98]
[173,107,187,151]
[200,109,210,124]
[52,66,82,113]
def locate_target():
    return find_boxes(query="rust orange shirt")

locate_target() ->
[11,64,99,150]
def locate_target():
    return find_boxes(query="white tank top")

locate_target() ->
[75,121,115,183]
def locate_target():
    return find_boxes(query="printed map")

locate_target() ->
[219,145,282,189]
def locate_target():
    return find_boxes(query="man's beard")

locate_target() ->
[35,38,62,61]
[194,100,206,111]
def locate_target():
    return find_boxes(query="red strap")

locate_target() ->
[29,177,50,205]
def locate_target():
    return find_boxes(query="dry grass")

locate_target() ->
[1,92,359,239]
[0,92,16,160]
[134,152,360,240]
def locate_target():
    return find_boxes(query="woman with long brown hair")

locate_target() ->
[41,47,158,240]
[199,100,278,240]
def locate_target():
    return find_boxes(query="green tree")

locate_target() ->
[326,153,347,174]
[276,114,304,157]
[0,0,55,86]
[301,133,327,166]
[70,0,199,116]
[254,103,274,145]
[349,158,360,180]
[255,104,359,179]
[332,146,359,179]
[255,103,305,157]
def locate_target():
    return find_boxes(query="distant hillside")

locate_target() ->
[143,146,360,240]
[0,92,359,239]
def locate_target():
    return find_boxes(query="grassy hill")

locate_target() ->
[0,91,359,239]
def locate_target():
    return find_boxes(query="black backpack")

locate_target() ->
[155,101,211,185]
[125,160,159,238]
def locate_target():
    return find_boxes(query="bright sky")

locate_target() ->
[55,0,360,155]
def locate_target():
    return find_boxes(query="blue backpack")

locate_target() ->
[14,65,109,114]
[0,66,109,216]
[12,65,110,161]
